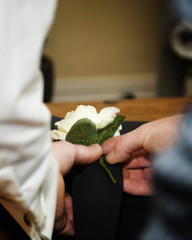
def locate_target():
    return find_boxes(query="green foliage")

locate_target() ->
[97,115,125,144]
[65,115,125,183]
[66,118,97,146]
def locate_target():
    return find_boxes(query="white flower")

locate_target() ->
[51,105,122,141]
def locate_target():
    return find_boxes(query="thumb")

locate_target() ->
[52,141,102,176]
[106,129,142,164]
[74,143,103,165]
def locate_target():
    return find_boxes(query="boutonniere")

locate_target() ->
[51,105,125,183]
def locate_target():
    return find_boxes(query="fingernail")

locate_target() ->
[91,143,100,149]
[106,150,115,163]
[90,144,102,153]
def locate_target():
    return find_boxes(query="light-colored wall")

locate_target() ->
[44,0,161,81]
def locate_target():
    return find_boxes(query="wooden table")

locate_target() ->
[46,97,192,122]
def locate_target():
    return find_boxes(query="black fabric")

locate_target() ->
[0,117,153,240]
[0,117,152,240]
[71,159,123,240]
[52,116,153,240]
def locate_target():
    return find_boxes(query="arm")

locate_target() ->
[0,2,102,239]
[0,1,58,239]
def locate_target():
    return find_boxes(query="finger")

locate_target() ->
[54,174,66,234]
[53,141,102,175]
[55,211,74,236]
[123,168,144,180]
[123,178,153,196]
[73,143,102,165]
[65,193,73,221]
[101,136,120,154]
[58,193,74,236]
[60,217,74,236]
[106,129,143,164]
[54,177,75,236]
[123,156,151,169]
[123,150,152,169]
[143,167,153,180]
[123,167,153,180]
[123,168,153,195]
[60,193,74,236]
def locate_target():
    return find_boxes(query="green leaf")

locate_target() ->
[96,115,125,144]
[66,118,97,146]
[65,115,125,184]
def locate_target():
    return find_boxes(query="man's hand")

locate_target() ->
[102,115,183,196]
[52,141,102,236]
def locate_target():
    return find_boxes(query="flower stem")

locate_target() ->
[99,158,116,184]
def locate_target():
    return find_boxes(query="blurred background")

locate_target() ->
[41,0,192,102]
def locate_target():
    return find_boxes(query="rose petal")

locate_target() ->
[114,125,122,136]
[55,105,100,132]
[97,107,120,129]
[53,105,122,138]
[51,129,67,141]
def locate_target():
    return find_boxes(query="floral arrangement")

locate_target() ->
[51,105,125,183]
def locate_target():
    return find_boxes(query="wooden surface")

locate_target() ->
[46,97,192,122]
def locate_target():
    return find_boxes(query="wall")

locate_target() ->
[44,0,161,80]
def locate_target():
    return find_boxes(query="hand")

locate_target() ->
[52,141,102,236]
[102,115,183,196]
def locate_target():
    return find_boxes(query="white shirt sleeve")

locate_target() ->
[0,1,58,239]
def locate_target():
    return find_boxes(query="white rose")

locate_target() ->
[51,105,122,141]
